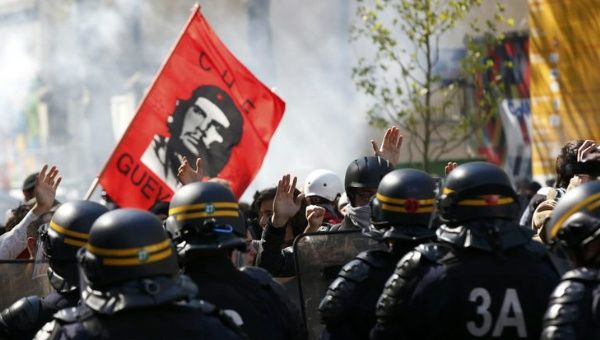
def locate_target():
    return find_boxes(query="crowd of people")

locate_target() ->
[0,126,599,339]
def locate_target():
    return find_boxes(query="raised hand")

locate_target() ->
[304,205,326,233]
[444,162,458,175]
[177,157,204,185]
[371,126,403,166]
[271,174,304,228]
[577,140,600,163]
[32,165,61,215]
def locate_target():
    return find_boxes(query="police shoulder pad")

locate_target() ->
[562,267,600,282]
[2,295,42,329]
[548,279,587,307]
[414,242,451,263]
[240,266,274,287]
[543,281,586,332]
[355,249,391,269]
[34,320,58,340]
[185,299,218,315]
[376,246,441,321]
[53,305,93,324]
[319,276,356,322]
[339,258,372,283]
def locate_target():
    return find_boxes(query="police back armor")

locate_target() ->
[319,168,438,340]
[540,268,600,340]
[318,249,397,340]
[186,256,305,340]
[371,221,561,340]
[34,298,244,340]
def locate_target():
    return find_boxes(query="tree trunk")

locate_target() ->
[423,0,432,173]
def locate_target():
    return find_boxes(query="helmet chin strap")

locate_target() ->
[47,266,77,294]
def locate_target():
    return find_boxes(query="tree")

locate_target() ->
[352,0,513,171]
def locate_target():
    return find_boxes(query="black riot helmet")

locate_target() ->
[544,182,600,264]
[40,200,108,292]
[438,162,519,223]
[345,156,394,206]
[166,182,246,256]
[370,169,436,241]
[78,209,179,289]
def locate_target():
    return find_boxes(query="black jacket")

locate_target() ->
[0,290,79,340]
[185,255,306,340]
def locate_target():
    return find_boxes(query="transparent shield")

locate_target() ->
[293,231,383,340]
[0,260,53,310]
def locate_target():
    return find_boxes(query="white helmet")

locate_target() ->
[303,169,343,202]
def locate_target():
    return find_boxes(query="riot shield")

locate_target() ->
[0,260,53,310]
[293,230,383,340]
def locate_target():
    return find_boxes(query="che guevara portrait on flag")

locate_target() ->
[97,7,284,209]
[141,85,243,190]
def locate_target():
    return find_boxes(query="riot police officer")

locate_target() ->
[0,200,107,339]
[540,181,600,339]
[167,182,306,340]
[371,162,561,340]
[318,169,437,340]
[35,208,244,340]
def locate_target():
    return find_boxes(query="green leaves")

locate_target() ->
[351,0,510,171]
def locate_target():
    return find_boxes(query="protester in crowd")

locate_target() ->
[255,175,305,277]
[22,172,39,203]
[329,156,395,232]
[371,162,561,339]
[319,169,437,340]
[539,181,600,339]
[167,181,305,340]
[515,178,540,212]
[3,203,32,235]
[248,188,276,238]
[336,192,349,217]
[533,140,600,241]
[35,209,244,340]
[24,210,55,260]
[302,169,344,233]
[0,165,60,259]
[256,128,399,277]
[257,156,392,277]
[519,186,552,228]
[252,187,276,229]
[0,201,107,339]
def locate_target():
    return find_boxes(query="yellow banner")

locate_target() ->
[529,0,600,178]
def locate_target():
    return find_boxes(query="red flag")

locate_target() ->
[98,6,285,209]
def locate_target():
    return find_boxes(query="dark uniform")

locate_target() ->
[0,291,78,340]
[167,182,305,340]
[539,181,600,340]
[319,169,437,340]
[371,162,561,340]
[256,220,296,277]
[34,281,242,340]
[34,209,244,340]
[541,268,600,340]
[0,201,107,340]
